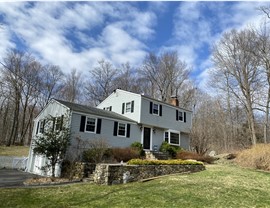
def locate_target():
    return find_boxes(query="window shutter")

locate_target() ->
[52,117,56,132]
[122,103,125,114]
[109,106,112,111]
[113,121,118,136]
[36,122,40,134]
[96,118,102,134]
[184,112,186,123]
[149,102,153,114]
[80,116,86,132]
[127,124,130,138]
[131,101,134,113]
[176,110,179,121]
[159,105,162,116]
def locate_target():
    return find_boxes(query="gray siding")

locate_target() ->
[140,97,192,133]
[151,128,165,150]
[70,113,141,149]
[180,132,190,150]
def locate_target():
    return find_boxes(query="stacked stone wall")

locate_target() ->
[93,163,205,185]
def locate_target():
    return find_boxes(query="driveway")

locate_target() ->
[0,169,39,188]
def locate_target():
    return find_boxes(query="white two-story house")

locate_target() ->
[27,89,192,176]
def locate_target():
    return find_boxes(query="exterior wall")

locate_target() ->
[27,100,70,177]
[180,132,190,150]
[97,90,141,122]
[69,112,141,151]
[150,128,165,151]
[140,97,192,133]
[94,163,205,185]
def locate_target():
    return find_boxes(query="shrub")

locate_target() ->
[127,159,203,165]
[111,147,141,162]
[176,151,216,164]
[159,141,182,158]
[236,144,270,171]
[130,142,145,157]
[82,139,109,163]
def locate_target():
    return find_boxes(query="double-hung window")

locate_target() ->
[118,123,126,136]
[126,102,131,113]
[164,131,180,146]
[153,103,159,115]
[178,111,183,121]
[85,117,96,132]
[176,110,186,122]
[38,120,45,134]
[55,116,63,131]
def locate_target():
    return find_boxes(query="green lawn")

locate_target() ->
[1,164,270,207]
[0,146,29,157]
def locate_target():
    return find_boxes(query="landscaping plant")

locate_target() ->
[33,115,70,178]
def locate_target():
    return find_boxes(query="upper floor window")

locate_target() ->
[54,116,63,131]
[86,117,96,132]
[122,101,134,114]
[176,110,186,122]
[153,103,159,115]
[37,119,45,134]
[103,106,112,111]
[126,102,131,113]
[150,102,162,116]
[178,111,183,121]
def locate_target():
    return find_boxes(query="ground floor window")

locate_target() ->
[118,123,126,136]
[164,131,180,145]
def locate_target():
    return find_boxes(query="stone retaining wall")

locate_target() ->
[93,163,205,185]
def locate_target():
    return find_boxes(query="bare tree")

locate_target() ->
[85,59,118,105]
[140,51,190,103]
[61,68,83,103]
[39,65,64,108]
[114,62,141,93]
[212,29,261,145]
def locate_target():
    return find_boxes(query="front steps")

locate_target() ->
[145,151,170,160]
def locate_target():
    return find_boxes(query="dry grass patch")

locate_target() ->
[0,145,29,157]
[236,144,270,171]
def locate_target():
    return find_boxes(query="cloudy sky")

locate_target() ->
[0,1,268,89]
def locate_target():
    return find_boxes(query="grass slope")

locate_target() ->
[1,164,270,207]
[0,146,29,157]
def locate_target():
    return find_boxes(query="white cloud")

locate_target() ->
[0,2,156,74]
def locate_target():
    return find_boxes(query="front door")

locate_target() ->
[143,127,151,150]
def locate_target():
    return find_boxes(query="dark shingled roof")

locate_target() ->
[55,99,136,123]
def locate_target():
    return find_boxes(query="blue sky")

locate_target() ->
[0,1,268,89]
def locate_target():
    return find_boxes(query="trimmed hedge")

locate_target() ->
[127,159,204,165]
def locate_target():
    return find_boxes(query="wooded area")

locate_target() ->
[0,7,270,153]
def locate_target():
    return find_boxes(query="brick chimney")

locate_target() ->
[170,96,179,107]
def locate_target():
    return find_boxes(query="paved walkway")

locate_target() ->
[0,169,39,188]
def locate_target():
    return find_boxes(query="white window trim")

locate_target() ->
[38,119,45,134]
[178,111,184,122]
[85,117,97,133]
[54,116,62,131]
[152,103,159,115]
[125,102,131,113]
[164,130,181,146]
[117,123,127,137]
